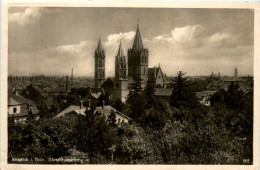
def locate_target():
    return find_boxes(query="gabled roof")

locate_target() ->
[90,92,102,99]
[148,68,159,81]
[8,94,39,117]
[148,66,166,82]
[55,105,86,118]
[55,104,131,121]
[8,94,34,106]
[132,24,144,50]
[94,105,131,120]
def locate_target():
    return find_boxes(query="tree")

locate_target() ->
[102,78,114,95]
[170,71,198,108]
[111,98,126,113]
[225,82,244,110]
[126,77,146,120]
[97,92,110,106]
[107,110,117,127]
[21,84,50,119]
[143,83,156,108]
[76,108,116,163]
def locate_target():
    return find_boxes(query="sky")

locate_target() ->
[8,7,254,77]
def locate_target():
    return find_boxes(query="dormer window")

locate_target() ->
[13,107,17,113]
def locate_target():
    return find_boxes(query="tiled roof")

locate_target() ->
[94,105,131,120]
[55,105,86,118]
[148,68,157,81]
[154,88,173,96]
[91,92,102,99]
[8,94,39,117]
[132,24,144,50]
[196,91,217,99]
[221,81,252,92]
[55,104,131,121]
[8,94,34,106]
[8,104,39,118]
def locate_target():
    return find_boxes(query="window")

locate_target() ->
[123,71,126,79]
[144,67,145,74]
[13,107,17,113]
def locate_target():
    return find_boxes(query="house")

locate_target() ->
[196,90,217,106]
[8,92,40,123]
[55,101,131,124]
[148,65,169,88]
[83,88,103,107]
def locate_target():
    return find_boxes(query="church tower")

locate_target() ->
[128,23,148,88]
[94,38,105,89]
[113,41,129,102]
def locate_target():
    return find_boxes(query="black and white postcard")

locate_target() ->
[1,1,259,170]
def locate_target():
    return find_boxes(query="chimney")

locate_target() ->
[80,100,83,109]
[88,99,91,107]
[65,76,69,93]
[102,100,105,109]
[154,66,156,79]
[71,68,73,83]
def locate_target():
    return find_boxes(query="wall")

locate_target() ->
[8,105,21,114]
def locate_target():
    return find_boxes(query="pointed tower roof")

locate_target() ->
[96,37,103,51]
[117,40,124,57]
[132,23,144,50]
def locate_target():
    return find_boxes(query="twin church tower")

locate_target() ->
[94,23,150,102]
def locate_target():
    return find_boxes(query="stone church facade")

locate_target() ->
[94,23,169,102]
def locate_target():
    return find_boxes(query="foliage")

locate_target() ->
[111,98,126,113]
[9,72,253,164]
[75,108,117,163]
[8,114,79,161]
[102,78,114,95]
[169,71,199,108]
[97,92,110,106]
[126,77,146,120]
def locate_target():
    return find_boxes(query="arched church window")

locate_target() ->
[144,67,145,74]
[116,83,119,88]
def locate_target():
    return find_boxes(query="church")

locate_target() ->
[94,23,169,102]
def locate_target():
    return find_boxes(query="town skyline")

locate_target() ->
[8,7,254,77]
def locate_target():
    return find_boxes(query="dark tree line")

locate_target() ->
[8,71,253,164]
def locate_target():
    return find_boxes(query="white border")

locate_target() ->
[1,2,259,170]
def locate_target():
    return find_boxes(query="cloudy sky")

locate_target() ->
[8,7,254,77]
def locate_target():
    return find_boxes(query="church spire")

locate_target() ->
[97,37,103,51]
[132,21,144,50]
[117,40,124,57]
